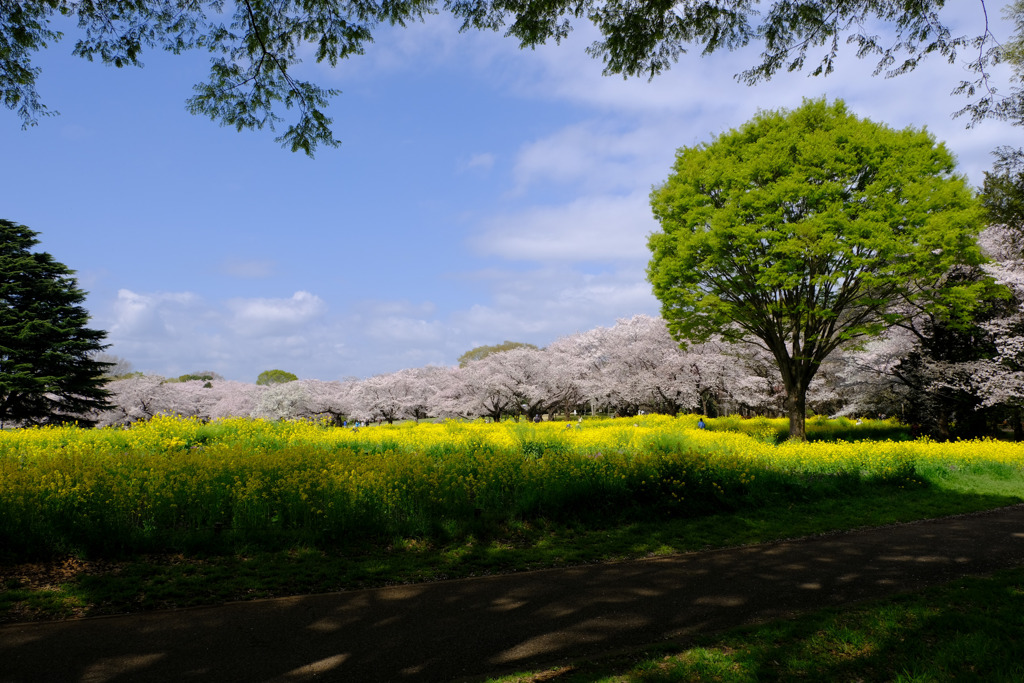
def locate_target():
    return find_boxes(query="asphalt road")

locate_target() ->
[3,504,1024,683]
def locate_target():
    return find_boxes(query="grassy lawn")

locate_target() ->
[2,466,1021,625]
[487,566,1024,682]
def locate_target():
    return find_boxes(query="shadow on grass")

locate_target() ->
[2,502,1024,683]
[1,485,1020,624]
[528,567,1024,683]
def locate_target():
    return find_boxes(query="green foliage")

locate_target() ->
[458,340,538,367]
[169,371,222,384]
[962,1,1024,127]
[256,369,298,386]
[0,219,111,427]
[648,98,985,439]
[0,2,1002,154]
[983,146,1024,238]
[649,98,983,349]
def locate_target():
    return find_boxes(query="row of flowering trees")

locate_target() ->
[93,314,792,428]
[90,228,1024,438]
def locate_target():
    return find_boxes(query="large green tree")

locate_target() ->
[0,220,112,427]
[647,98,985,441]
[1,1,1007,154]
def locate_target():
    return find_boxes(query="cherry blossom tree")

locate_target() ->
[248,379,358,423]
[348,372,422,424]
[680,337,781,417]
[437,362,516,422]
[974,225,1024,438]
[207,381,266,420]
[831,256,1018,439]
[301,379,356,425]
[833,331,917,420]
[250,381,315,421]
[583,315,698,416]
[430,366,480,421]
[543,333,596,420]
[94,375,168,426]
[717,341,786,417]
[486,346,557,421]
[395,366,449,422]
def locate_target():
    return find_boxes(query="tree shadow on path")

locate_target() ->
[2,504,1024,683]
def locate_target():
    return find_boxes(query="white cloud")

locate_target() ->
[449,265,660,343]
[101,290,343,380]
[365,316,445,343]
[312,14,502,83]
[110,289,202,337]
[473,191,656,263]
[510,121,674,194]
[227,291,327,336]
[99,264,655,381]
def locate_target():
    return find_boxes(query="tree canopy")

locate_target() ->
[647,98,985,440]
[1,1,1010,154]
[256,368,299,386]
[983,145,1024,237]
[457,341,538,367]
[0,219,112,427]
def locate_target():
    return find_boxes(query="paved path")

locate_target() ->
[3,505,1024,683]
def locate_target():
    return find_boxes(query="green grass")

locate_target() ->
[486,566,1024,682]
[2,464,1021,624]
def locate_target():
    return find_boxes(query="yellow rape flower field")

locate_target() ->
[1,414,1023,557]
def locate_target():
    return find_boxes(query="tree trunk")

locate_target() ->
[786,383,807,441]
[937,409,951,441]
[1013,406,1024,442]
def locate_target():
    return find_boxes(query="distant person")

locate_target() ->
[533,415,540,423]
[697,417,706,429]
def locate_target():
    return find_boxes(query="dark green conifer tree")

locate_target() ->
[0,220,112,427]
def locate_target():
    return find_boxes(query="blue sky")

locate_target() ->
[1,5,1019,382]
